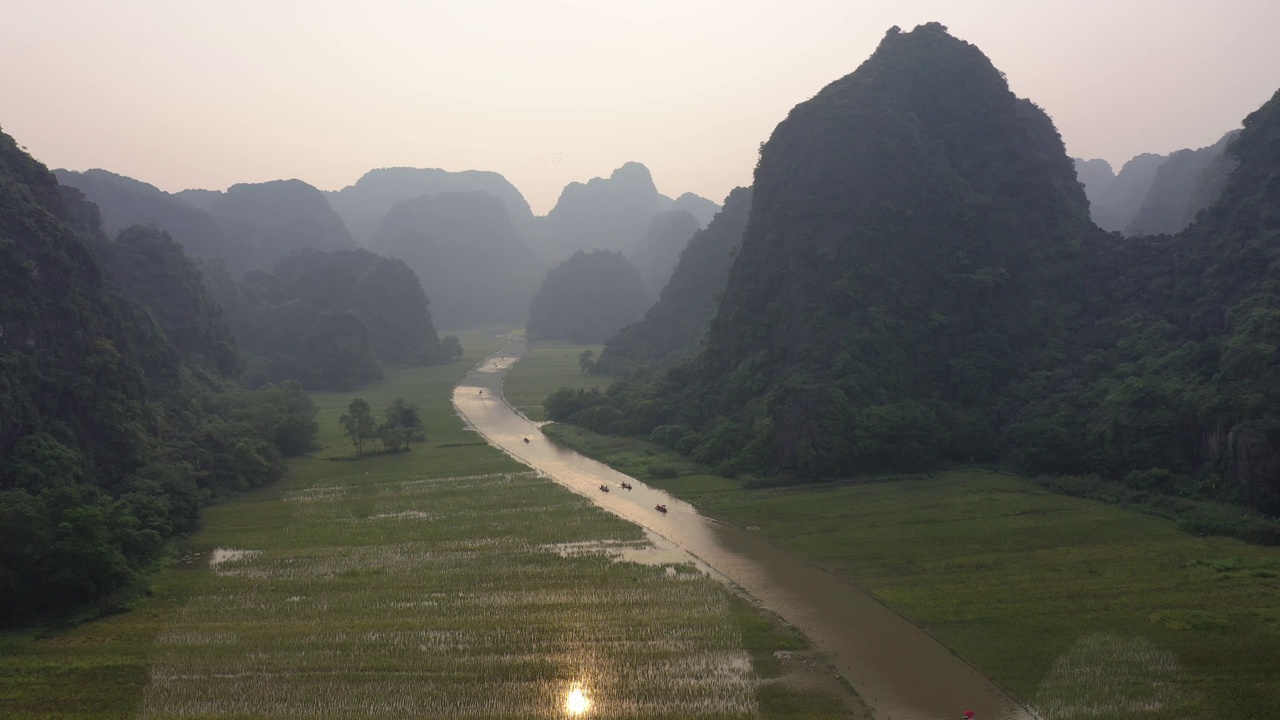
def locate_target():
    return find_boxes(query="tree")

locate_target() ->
[377,397,422,451]
[339,398,377,457]
[578,349,595,374]
[441,335,464,361]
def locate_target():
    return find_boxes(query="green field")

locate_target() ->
[1,331,857,719]
[516,346,1280,720]
[502,339,613,421]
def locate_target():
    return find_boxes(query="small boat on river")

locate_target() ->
[599,484,610,493]
[621,482,632,490]
[655,504,668,513]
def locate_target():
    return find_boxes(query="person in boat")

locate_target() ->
[621,482,632,490]
[655,504,667,513]
[599,484,610,492]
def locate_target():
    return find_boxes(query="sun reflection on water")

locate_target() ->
[564,684,591,716]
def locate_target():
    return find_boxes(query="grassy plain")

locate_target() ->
[501,339,612,421]
[514,348,1280,720]
[1,331,855,719]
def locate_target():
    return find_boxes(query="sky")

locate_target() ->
[3,0,1279,215]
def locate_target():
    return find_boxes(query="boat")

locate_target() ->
[655,504,668,513]
[621,482,632,490]
[599,485,610,493]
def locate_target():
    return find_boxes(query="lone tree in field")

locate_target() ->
[340,398,377,457]
[378,397,423,451]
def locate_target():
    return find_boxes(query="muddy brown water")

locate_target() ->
[453,336,1036,720]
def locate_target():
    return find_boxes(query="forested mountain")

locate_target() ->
[85,223,241,377]
[558,23,1100,475]
[53,169,245,271]
[539,162,665,262]
[207,179,357,271]
[627,209,700,302]
[0,129,318,623]
[327,167,536,246]
[551,26,1280,524]
[668,192,721,228]
[204,248,450,390]
[1125,131,1239,236]
[527,250,648,343]
[597,187,752,374]
[369,190,541,329]
[1024,87,1280,517]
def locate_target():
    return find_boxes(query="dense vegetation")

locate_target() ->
[627,209,700,302]
[549,24,1280,526]
[369,190,540,328]
[0,129,319,623]
[596,187,752,374]
[527,249,648,343]
[203,247,453,390]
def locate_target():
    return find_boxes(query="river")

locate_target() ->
[452,335,1036,720]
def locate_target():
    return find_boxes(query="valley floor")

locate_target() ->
[0,331,855,719]
[517,341,1280,720]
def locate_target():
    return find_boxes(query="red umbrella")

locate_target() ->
[964,712,975,719]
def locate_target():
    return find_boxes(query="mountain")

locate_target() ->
[208,179,356,271]
[1090,153,1166,232]
[1072,158,1115,211]
[569,24,1098,477]
[1038,88,1280,516]
[369,190,540,329]
[1,130,317,622]
[207,248,448,390]
[87,223,241,376]
[53,169,245,270]
[670,192,721,228]
[597,187,752,374]
[527,250,648,343]
[1125,131,1239,236]
[174,188,221,210]
[539,162,665,262]
[627,209,700,302]
[327,167,536,246]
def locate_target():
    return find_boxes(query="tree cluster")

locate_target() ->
[340,397,423,456]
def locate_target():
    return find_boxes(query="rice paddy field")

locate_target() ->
[1,331,853,719]
[501,338,611,421]
[514,342,1280,720]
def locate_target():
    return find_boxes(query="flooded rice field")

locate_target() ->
[140,468,760,718]
[454,336,1036,720]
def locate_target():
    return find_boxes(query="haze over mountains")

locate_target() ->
[1075,131,1239,236]
[56,158,720,331]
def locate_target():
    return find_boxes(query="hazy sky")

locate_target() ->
[3,1,1278,214]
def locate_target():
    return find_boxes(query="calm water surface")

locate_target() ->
[453,336,1036,720]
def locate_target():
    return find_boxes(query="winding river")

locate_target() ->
[453,335,1035,720]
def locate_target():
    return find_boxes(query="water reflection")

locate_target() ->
[564,684,591,716]
[455,335,1035,720]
